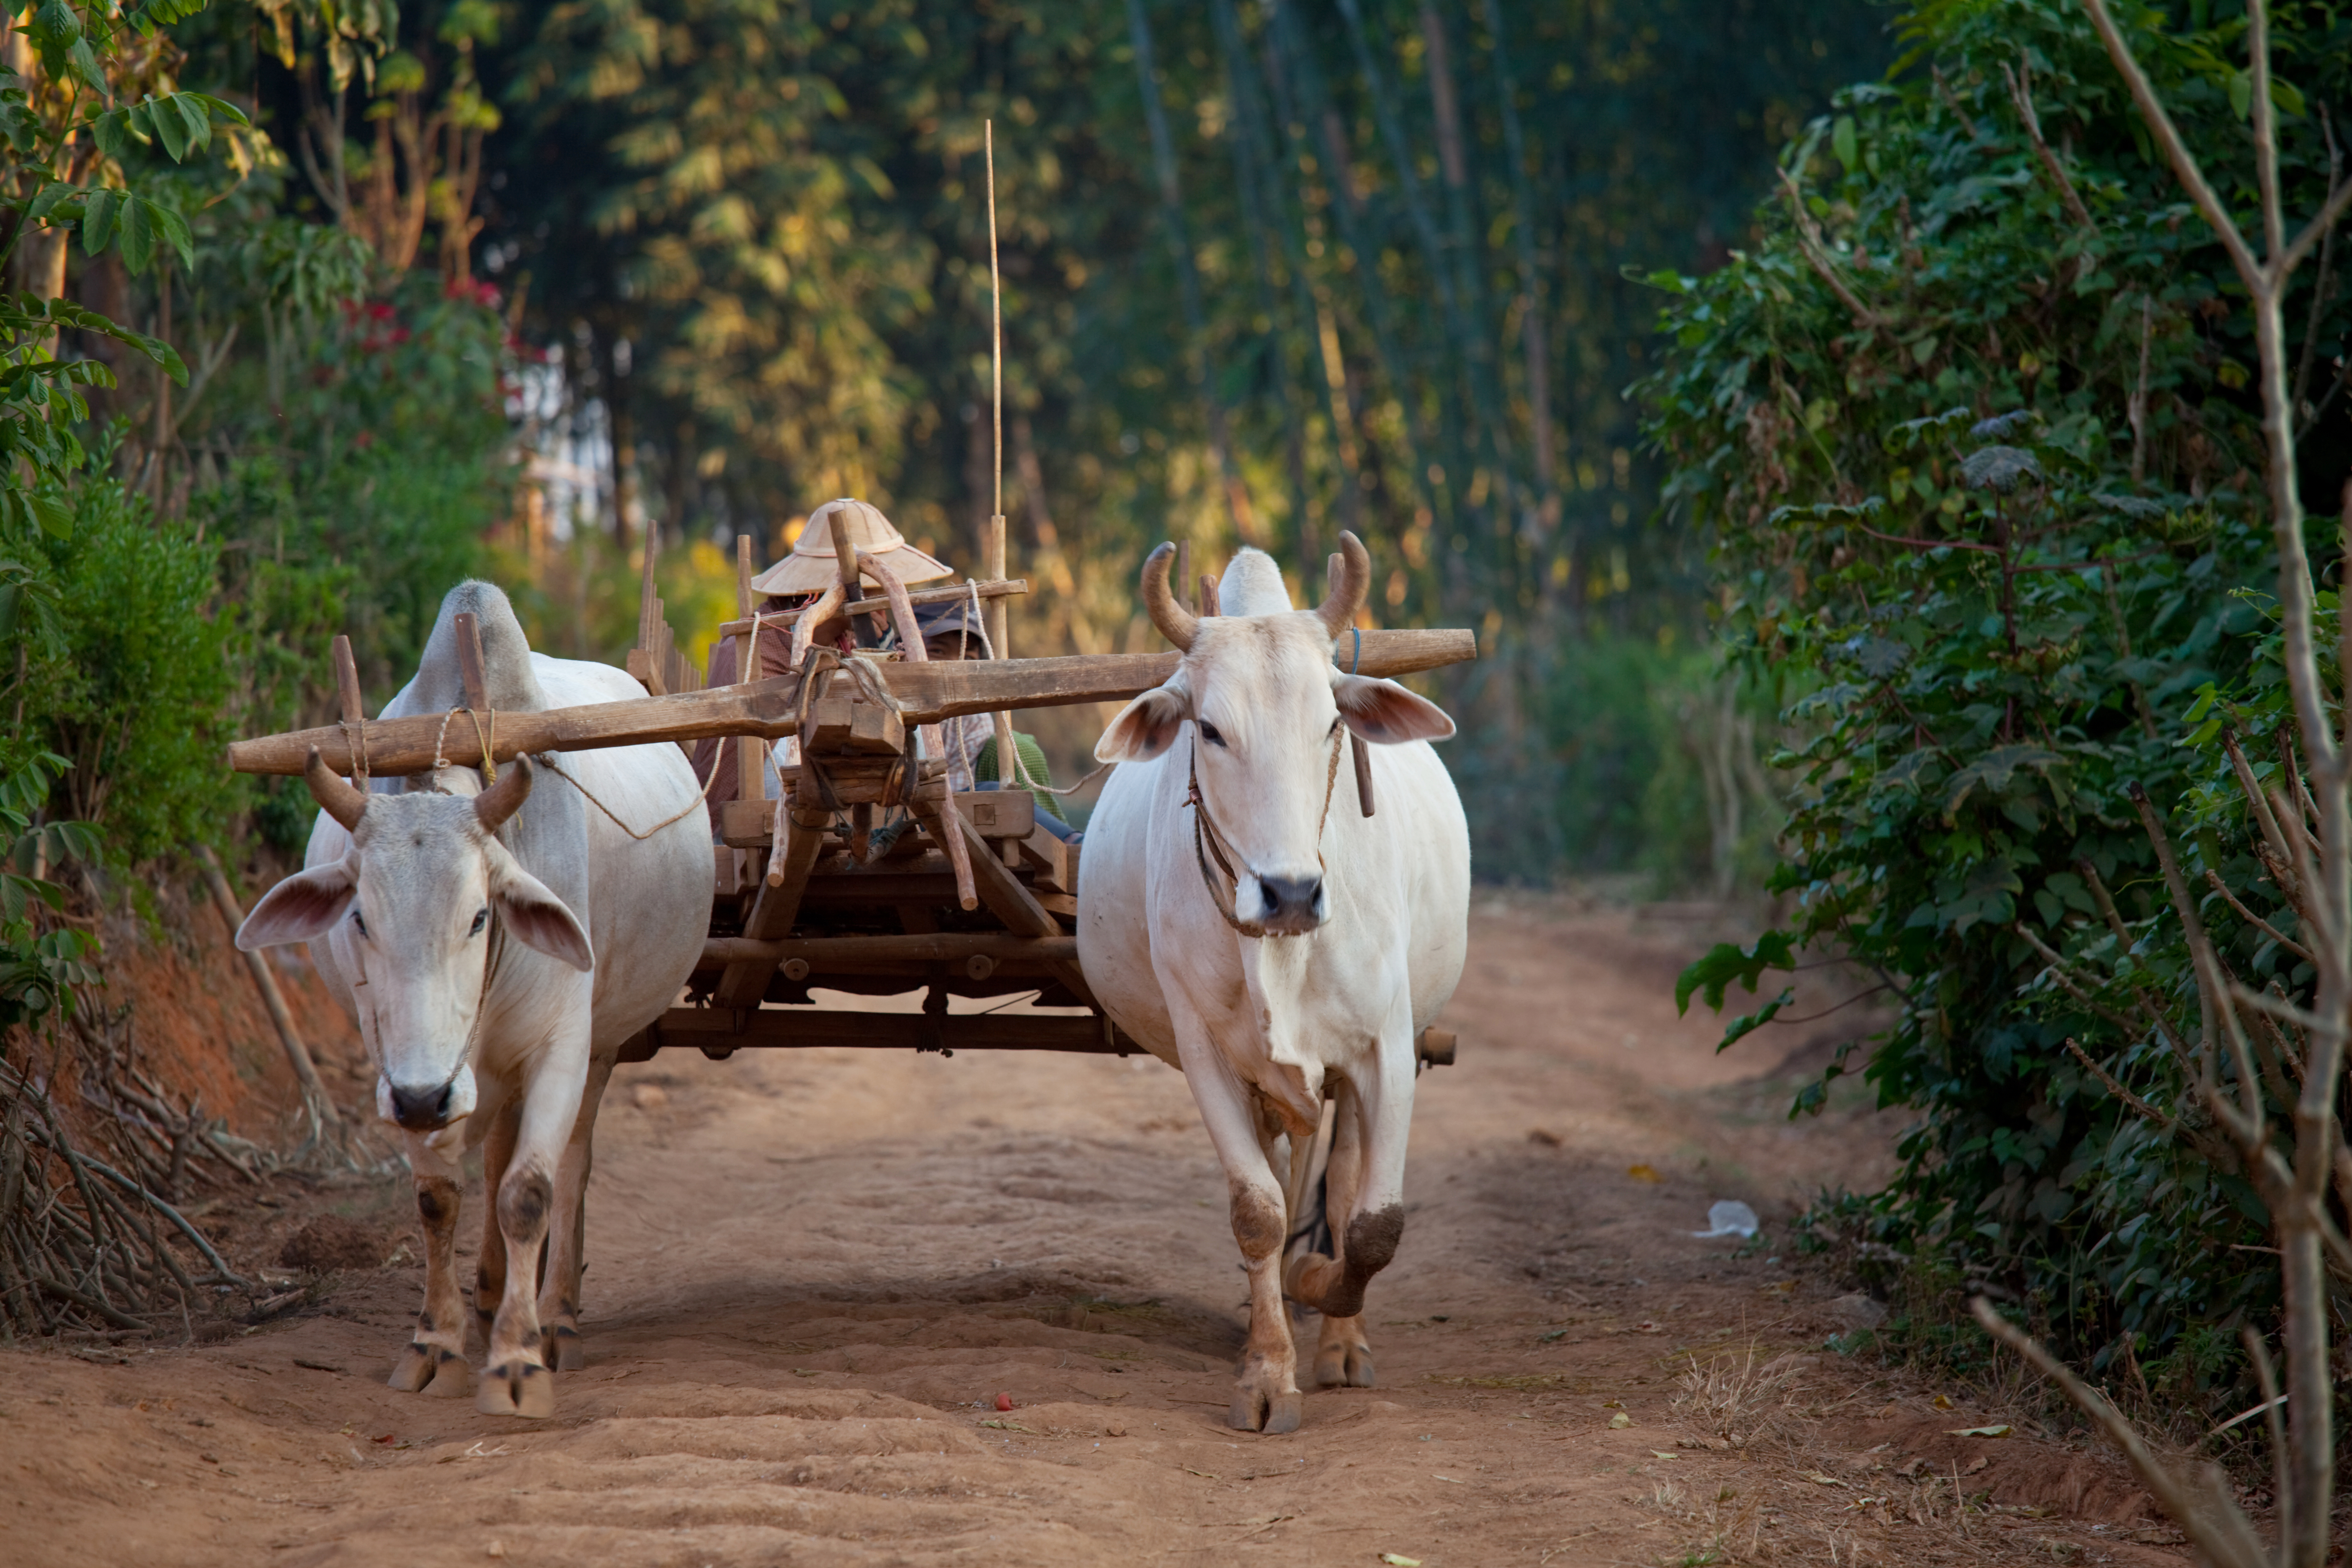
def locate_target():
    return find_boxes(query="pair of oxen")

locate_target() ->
[239,535,1467,1433]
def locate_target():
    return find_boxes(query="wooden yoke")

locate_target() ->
[224,629,1477,778]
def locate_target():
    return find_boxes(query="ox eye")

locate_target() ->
[469,908,489,937]
[351,910,368,938]
[1198,720,1227,748]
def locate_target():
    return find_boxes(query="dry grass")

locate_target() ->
[1671,1342,1803,1447]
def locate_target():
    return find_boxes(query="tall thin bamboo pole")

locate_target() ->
[985,124,1019,782]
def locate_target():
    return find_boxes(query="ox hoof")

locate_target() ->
[548,1325,585,1373]
[1315,1341,1375,1388]
[387,1342,436,1393]
[1227,1385,1303,1435]
[478,1360,554,1419]
[405,1347,475,1398]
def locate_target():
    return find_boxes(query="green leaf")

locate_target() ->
[1720,987,1795,1052]
[1676,931,1797,1015]
[28,490,71,539]
[185,93,249,128]
[150,94,190,161]
[174,93,214,155]
[147,199,193,271]
[1942,745,2063,817]
[119,196,155,274]
[80,187,119,254]
[1832,115,1857,173]
[90,106,137,161]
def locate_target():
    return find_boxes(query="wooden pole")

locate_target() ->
[224,630,1479,777]
[985,122,1019,785]
[196,846,339,1127]
[734,534,766,806]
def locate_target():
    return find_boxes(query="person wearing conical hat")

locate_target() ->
[691,500,954,812]
[745,497,952,599]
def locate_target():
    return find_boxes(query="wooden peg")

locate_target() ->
[1351,730,1375,817]
[331,634,363,722]
[452,611,490,712]
[827,505,861,596]
[1199,573,1220,616]
[635,526,661,652]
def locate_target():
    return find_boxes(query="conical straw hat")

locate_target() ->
[749,498,952,596]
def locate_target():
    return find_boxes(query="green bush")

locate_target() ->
[18,473,242,864]
[1640,0,2350,1414]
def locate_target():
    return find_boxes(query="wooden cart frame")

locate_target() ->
[227,521,1474,1072]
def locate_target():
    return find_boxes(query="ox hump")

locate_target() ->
[1216,548,1294,617]
[411,580,550,714]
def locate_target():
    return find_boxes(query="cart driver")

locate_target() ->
[690,499,952,811]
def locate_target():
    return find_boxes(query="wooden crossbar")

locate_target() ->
[224,628,1478,776]
[618,1005,1137,1061]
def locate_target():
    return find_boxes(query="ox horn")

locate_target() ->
[1141,542,1198,652]
[1315,530,1371,638]
[472,753,535,833]
[303,747,370,832]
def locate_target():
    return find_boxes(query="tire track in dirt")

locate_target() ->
[0,896,2183,1566]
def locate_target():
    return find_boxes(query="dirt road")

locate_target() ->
[1,895,2182,1565]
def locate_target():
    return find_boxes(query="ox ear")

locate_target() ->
[237,857,358,949]
[486,855,595,973]
[1334,674,1456,744]
[1095,680,1192,763]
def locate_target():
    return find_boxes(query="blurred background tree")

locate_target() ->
[469,0,1890,872]
[5,0,1891,881]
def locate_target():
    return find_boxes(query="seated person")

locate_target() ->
[894,601,1086,846]
[691,499,951,810]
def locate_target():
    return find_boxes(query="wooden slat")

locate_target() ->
[715,807,832,1007]
[225,628,1477,776]
[701,933,1077,967]
[619,1006,1137,1061]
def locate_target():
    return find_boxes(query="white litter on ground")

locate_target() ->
[1692,1199,1760,1238]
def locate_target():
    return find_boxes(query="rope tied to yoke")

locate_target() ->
[1186,723,1345,940]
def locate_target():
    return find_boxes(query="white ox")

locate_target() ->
[1078,536,1468,1433]
[237,583,709,1418]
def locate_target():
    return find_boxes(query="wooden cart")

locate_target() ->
[225,521,1475,1070]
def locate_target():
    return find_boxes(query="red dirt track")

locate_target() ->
[0,895,2185,1566]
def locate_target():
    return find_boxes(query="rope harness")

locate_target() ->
[1186,722,1345,940]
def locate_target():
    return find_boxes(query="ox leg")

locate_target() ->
[1180,1035,1303,1434]
[539,1050,614,1373]
[388,1137,475,1399]
[1304,1078,1376,1388]
[477,1054,585,1419]
[1284,1029,1413,1380]
[474,1098,519,1353]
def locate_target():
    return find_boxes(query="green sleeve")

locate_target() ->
[973,732,1053,789]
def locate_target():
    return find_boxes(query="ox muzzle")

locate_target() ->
[1251,872,1328,935]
